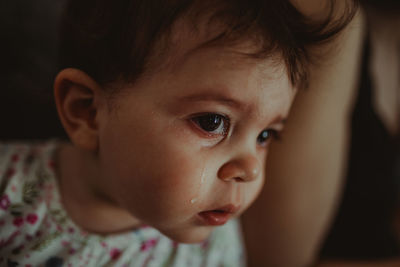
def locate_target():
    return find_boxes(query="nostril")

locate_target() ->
[234,177,244,182]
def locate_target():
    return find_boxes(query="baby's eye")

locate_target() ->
[257,129,278,146]
[191,113,229,136]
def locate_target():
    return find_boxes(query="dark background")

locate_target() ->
[0,0,67,140]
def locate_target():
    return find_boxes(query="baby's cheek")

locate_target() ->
[150,154,210,208]
[243,174,265,211]
[155,158,205,197]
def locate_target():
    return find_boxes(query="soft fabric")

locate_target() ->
[0,141,245,266]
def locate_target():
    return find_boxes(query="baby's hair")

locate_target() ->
[59,0,358,91]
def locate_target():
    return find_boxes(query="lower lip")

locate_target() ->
[197,211,231,226]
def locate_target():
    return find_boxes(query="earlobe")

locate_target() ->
[54,68,104,151]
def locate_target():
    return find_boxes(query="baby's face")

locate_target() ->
[96,43,296,243]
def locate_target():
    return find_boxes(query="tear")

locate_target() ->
[200,169,205,185]
[190,157,206,205]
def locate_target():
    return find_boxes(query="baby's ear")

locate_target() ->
[54,68,105,151]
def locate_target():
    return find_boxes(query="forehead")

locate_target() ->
[146,12,292,100]
[114,11,295,118]
[111,35,294,127]
[170,43,286,87]
[156,43,294,119]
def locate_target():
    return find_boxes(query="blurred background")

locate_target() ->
[0,0,66,140]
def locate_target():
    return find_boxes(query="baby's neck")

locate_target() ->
[56,143,142,234]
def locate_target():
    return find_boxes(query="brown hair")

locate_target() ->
[59,0,358,90]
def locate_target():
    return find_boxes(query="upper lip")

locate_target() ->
[206,204,241,214]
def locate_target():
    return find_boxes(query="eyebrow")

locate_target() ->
[178,91,246,111]
[270,116,287,127]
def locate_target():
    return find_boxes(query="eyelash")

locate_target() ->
[190,113,230,137]
[190,113,280,146]
[256,129,280,147]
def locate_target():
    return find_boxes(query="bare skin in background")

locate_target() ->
[368,12,400,137]
[242,1,400,266]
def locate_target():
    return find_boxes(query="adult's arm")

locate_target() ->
[318,259,400,267]
[242,7,365,267]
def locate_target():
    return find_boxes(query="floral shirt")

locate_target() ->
[0,141,245,267]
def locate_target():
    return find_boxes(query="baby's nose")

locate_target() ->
[217,155,260,182]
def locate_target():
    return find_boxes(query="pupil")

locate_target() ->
[199,115,221,131]
[257,130,269,143]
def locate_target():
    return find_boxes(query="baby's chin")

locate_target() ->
[159,225,215,244]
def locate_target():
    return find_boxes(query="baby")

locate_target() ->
[0,0,356,266]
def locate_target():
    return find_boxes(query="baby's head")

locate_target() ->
[54,0,356,243]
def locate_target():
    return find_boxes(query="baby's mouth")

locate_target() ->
[197,204,240,226]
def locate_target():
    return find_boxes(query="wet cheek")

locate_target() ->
[140,147,208,205]
[108,118,214,214]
